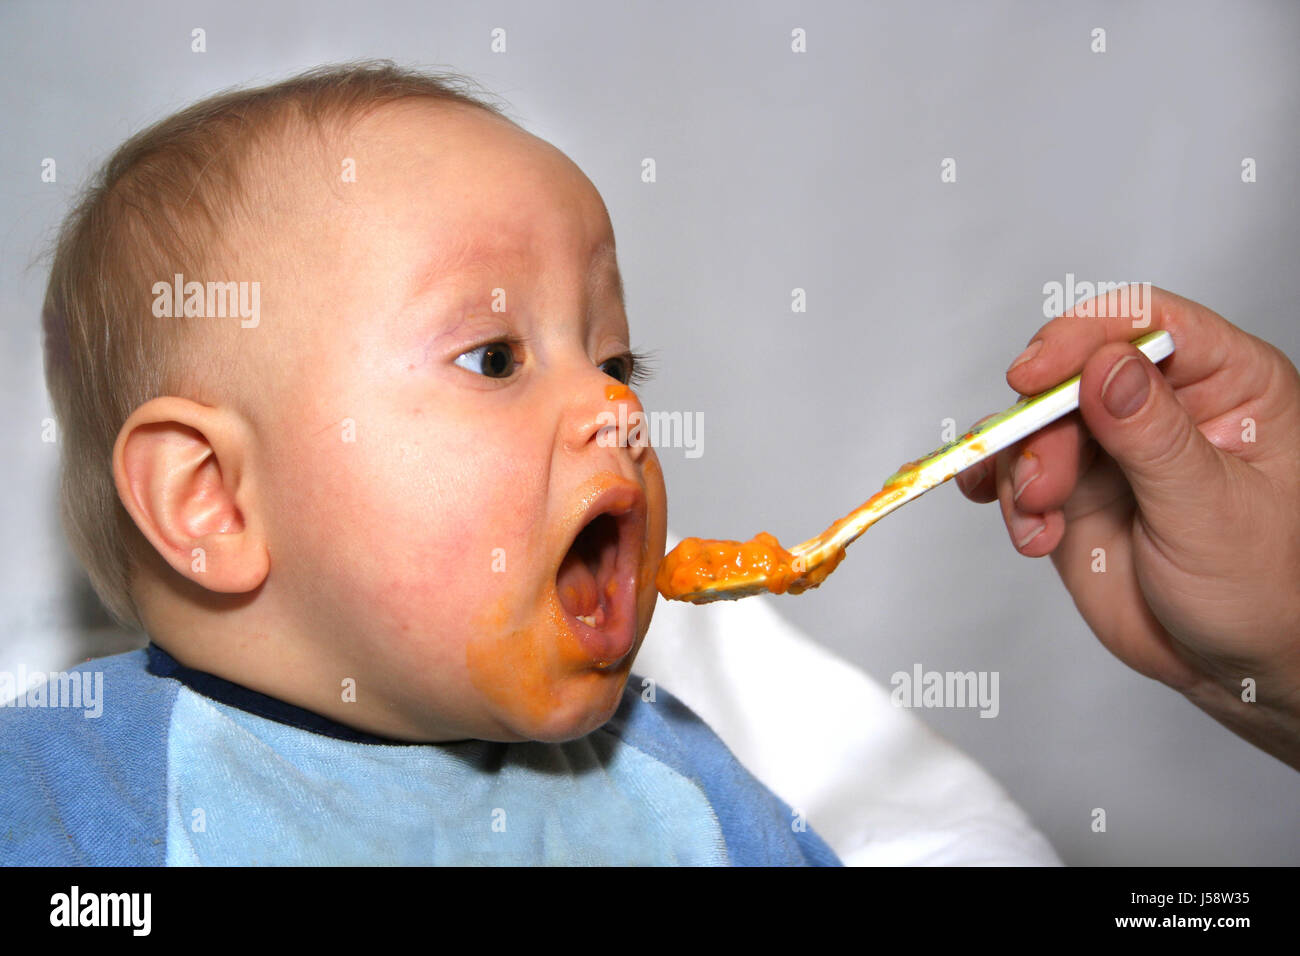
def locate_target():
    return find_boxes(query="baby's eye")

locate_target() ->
[599,349,653,387]
[599,354,634,384]
[455,341,518,378]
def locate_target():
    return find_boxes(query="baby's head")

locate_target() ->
[42,62,667,743]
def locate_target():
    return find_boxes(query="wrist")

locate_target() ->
[1182,671,1300,772]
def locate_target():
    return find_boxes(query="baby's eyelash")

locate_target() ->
[459,335,655,386]
[626,347,656,386]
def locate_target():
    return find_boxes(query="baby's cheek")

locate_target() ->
[263,420,460,621]
[349,431,549,652]
[465,591,630,742]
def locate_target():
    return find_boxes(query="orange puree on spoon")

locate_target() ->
[655,474,912,604]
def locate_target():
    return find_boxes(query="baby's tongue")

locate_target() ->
[557,548,600,617]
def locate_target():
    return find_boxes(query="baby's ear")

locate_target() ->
[113,397,269,594]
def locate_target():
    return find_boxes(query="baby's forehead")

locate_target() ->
[329,107,616,268]
[343,98,545,175]
[242,99,626,339]
[243,99,525,214]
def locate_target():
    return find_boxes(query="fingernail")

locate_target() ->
[1012,513,1045,549]
[958,461,987,492]
[1006,339,1042,374]
[1100,355,1149,419]
[1012,450,1039,503]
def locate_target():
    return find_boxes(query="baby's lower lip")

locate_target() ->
[563,571,636,667]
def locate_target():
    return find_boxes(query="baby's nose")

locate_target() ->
[597,382,649,462]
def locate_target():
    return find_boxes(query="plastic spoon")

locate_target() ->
[657,329,1175,604]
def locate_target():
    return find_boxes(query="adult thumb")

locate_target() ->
[1077,342,1227,529]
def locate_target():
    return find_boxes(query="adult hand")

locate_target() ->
[956,287,1300,770]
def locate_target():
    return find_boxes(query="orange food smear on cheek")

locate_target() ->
[464,593,629,739]
[605,383,631,401]
[465,596,563,730]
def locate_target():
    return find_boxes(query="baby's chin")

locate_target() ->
[483,661,636,743]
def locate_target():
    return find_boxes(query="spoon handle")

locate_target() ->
[799,329,1175,559]
[886,329,1173,485]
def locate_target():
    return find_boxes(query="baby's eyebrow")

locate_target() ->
[587,240,626,312]
[408,236,626,338]
[406,236,531,308]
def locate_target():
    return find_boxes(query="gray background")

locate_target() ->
[3,0,1297,864]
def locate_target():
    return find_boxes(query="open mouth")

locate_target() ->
[555,483,646,667]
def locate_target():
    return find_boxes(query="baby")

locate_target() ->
[4,62,838,865]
